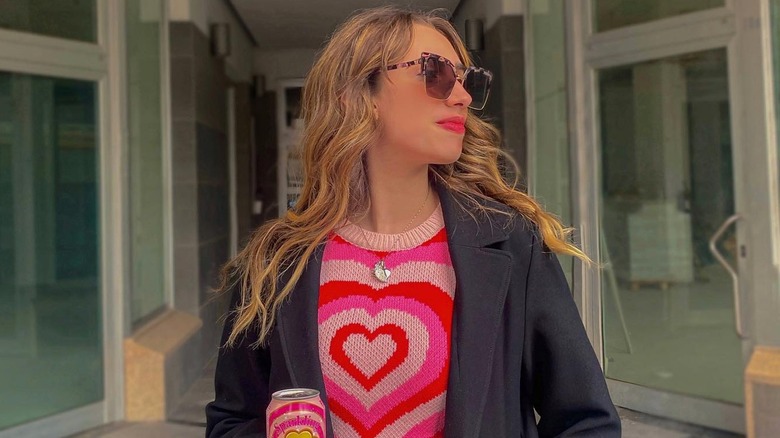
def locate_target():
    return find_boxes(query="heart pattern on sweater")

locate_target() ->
[319,283,452,435]
[319,228,454,437]
[331,324,409,390]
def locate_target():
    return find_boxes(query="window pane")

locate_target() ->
[598,49,743,404]
[772,5,780,340]
[0,0,96,43]
[594,0,724,33]
[0,72,103,430]
[126,0,166,325]
[528,0,573,284]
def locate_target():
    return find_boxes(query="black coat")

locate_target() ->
[206,184,621,437]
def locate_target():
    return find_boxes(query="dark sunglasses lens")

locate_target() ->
[464,70,490,110]
[424,57,456,99]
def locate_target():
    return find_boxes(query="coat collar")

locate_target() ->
[276,183,515,437]
[436,183,515,437]
[434,181,517,248]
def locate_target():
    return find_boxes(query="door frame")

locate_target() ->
[0,1,128,436]
[566,0,780,432]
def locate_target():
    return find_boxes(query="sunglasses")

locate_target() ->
[386,52,493,111]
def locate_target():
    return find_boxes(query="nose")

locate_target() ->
[446,79,472,108]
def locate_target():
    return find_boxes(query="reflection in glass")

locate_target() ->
[528,0,573,285]
[126,0,166,326]
[0,72,102,430]
[0,0,96,42]
[598,49,743,404]
[594,0,724,32]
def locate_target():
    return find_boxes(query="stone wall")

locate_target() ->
[166,20,252,415]
[452,9,527,183]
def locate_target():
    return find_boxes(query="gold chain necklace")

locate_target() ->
[357,185,431,283]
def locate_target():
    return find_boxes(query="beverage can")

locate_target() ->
[266,388,327,438]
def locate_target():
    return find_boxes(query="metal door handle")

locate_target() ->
[708,214,746,339]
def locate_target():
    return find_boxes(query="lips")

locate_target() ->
[436,116,466,134]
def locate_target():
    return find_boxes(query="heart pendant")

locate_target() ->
[373,260,391,283]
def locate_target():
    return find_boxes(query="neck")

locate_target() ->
[358,155,438,234]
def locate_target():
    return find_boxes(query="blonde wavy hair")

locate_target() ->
[221,6,588,347]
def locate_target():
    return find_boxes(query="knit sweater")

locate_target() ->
[318,204,455,438]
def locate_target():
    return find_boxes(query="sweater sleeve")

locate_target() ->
[205,285,270,438]
[522,231,622,437]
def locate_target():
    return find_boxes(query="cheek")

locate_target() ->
[379,89,431,135]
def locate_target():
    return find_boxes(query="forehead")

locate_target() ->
[404,24,463,67]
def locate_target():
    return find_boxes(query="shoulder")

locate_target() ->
[437,184,543,251]
[475,195,540,249]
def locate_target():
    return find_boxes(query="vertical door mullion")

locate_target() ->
[101,0,127,423]
[566,0,604,362]
[730,0,780,348]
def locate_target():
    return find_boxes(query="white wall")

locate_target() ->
[253,48,319,90]
[168,0,255,83]
[503,0,525,17]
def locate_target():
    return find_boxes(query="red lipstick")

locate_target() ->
[436,116,466,134]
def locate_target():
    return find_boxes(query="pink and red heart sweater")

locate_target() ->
[318,204,454,437]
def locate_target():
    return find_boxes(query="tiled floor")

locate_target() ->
[1,284,103,432]
[602,265,744,405]
[69,359,744,438]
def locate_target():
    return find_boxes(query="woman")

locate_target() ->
[206,6,620,438]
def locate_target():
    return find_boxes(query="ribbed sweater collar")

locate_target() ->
[335,203,444,251]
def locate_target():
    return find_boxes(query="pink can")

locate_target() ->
[266,388,327,438]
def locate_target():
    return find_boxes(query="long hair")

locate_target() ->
[220,6,588,347]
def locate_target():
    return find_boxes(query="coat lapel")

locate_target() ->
[276,243,336,437]
[438,185,514,437]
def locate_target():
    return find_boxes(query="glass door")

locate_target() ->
[598,47,744,405]
[568,0,779,433]
[0,72,103,432]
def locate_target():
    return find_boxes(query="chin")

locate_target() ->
[430,149,462,165]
